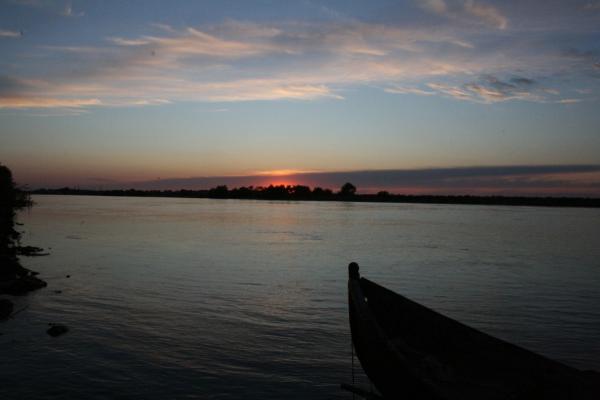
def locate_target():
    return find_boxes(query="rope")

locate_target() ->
[351,340,355,400]
[9,305,29,318]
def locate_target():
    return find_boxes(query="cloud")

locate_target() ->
[134,27,277,58]
[60,3,84,18]
[426,83,473,100]
[151,23,176,33]
[0,75,98,108]
[562,48,600,75]
[0,75,27,95]
[2,14,598,110]
[2,21,481,108]
[423,75,545,103]
[463,0,507,29]
[419,0,507,29]
[510,77,535,86]
[171,80,342,102]
[0,29,21,38]
[0,96,100,109]
[384,86,436,96]
[418,0,448,14]
[465,75,539,102]
[109,37,151,46]
[557,98,582,104]
[420,0,448,14]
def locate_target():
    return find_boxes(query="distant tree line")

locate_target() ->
[30,181,600,208]
[31,182,358,200]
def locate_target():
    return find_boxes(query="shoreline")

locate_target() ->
[30,189,600,209]
[1,165,48,320]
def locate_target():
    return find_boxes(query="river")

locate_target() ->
[2,195,599,399]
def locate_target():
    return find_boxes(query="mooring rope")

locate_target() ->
[351,339,355,400]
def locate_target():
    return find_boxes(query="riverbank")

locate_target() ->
[1,164,47,319]
[31,186,600,208]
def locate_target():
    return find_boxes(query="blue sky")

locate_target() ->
[1,0,599,194]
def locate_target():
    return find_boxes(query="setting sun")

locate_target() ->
[256,169,312,177]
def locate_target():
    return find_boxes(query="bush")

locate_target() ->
[0,164,32,258]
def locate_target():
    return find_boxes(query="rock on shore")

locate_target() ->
[0,299,13,319]
[47,324,69,337]
[0,255,47,295]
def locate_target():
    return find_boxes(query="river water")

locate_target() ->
[2,195,599,399]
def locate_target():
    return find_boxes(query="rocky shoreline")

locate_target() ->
[0,254,49,322]
[0,254,47,294]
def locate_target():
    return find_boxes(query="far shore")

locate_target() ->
[30,186,600,208]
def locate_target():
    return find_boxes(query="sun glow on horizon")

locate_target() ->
[255,169,314,177]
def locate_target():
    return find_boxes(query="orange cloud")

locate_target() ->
[0,29,21,38]
[0,96,101,109]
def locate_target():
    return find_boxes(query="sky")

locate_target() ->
[1,0,600,195]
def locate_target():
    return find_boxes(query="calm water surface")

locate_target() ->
[2,195,600,399]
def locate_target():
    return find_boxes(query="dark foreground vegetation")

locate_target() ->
[32,182,600,208]
[1,164,47,319]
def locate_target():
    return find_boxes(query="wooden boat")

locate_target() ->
[347,262,600,400]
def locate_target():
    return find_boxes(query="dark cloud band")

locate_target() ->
[120,165,600,196]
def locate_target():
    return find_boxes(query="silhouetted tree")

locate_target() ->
[312,187,325,197]
[313,187,334,199]
[1,164,48,297]
[262,185,289,199]
[291,185,311,199]
[208,185,229,198]
[339,182,357,197]
[230,186,253,198]
[1,164,31,259]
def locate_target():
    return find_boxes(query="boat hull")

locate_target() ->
[348,264,600,400]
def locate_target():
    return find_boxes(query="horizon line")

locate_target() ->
[19,164,600,198]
